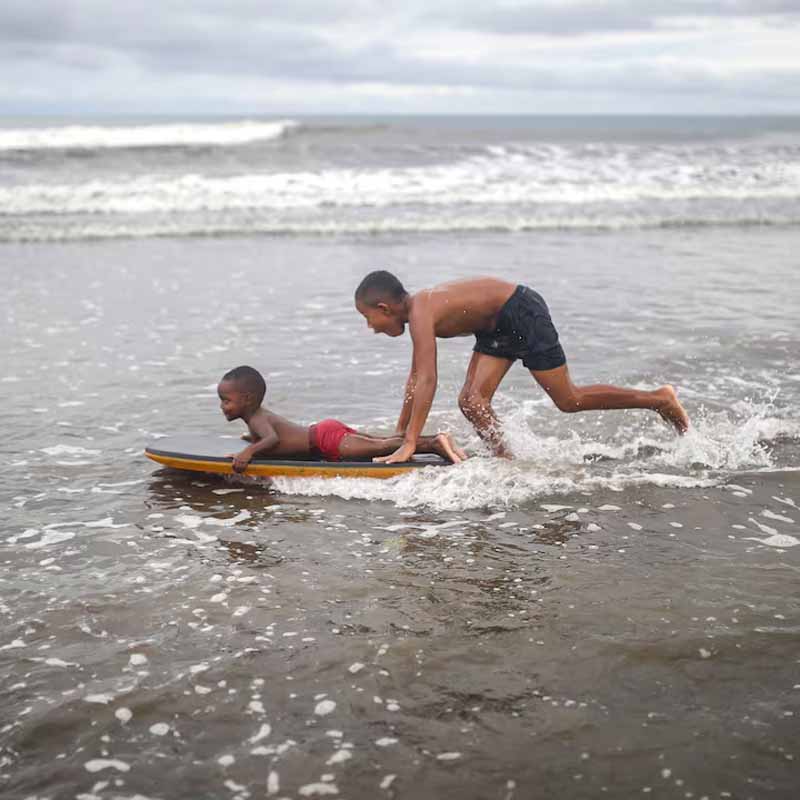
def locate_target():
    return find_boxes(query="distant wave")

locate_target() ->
[3,176,796,213]
[2,213,799,243]
[0,119,298,151]
[2,142,797,213]
[2,138,798,241]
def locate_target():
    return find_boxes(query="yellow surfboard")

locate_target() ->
[145,434,450,480]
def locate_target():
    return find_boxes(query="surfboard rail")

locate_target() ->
[144,435,449,480]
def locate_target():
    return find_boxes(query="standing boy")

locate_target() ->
[354,271,689,463]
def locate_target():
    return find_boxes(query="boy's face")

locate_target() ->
[356,300,405,337]
[218,380,249,420]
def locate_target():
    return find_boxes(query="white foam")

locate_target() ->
[271,460,716,512]
[250,723,272,743]
[314,700,336,716]
[746,533,800,548]
[0,120,297,151]
[762,510,794,524]
[84,759,130,773]
[41,445,100,456]
[298,784,339,797]
[44,657,75,667]
[4,138,798,217]
[205,510,252,527]
[149,723,170,736]
[84,694,113,704]
[268,401,796,511]
[25,530,76,549]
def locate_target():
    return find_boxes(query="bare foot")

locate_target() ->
[655,385,689,434]
[444,432,468,461]
[434,432,466,464]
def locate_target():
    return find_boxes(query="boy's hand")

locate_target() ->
[373,442,415,464]
[229,450,252,473]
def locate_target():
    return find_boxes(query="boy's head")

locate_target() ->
[218,365,266,421]
[354,270,409,337]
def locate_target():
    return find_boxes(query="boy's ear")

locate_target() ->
[375,301,392,315]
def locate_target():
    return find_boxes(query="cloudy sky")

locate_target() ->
[3,0,800,115]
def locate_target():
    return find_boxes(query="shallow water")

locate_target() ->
[1,225,799,799]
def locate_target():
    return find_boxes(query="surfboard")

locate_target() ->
[145,434,450,480]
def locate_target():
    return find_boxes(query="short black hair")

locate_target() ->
[221,365,266,404]
[355,270,408,306]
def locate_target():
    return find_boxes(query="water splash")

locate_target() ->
[268,399,798,511]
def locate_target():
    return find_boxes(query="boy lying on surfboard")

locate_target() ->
[355,271,690,462]
[218,365,466,473]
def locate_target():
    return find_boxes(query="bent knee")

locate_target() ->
[459,389,489,418]
[552,393,582,413]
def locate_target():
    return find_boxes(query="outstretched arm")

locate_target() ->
[229,418,279,473]
[396,367,416,435]
[376,296,437,464]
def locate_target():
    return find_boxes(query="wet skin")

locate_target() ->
[357,276,689,462]
[218,380,312,471]
[218,380,466,472]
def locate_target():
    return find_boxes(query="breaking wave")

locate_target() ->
[0,119,298,151]
[3,128,798,241]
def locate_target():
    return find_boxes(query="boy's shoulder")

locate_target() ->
[247,406,271,427]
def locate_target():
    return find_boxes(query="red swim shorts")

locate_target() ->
[309,419,357,461]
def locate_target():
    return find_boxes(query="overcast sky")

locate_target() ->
[3,0,800,115]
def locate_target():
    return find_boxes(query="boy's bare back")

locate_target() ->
[355,269,689,463]
[246,407,311,456]
[411,277,517,339]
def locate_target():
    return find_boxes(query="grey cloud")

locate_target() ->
[426,0,800,36]
[0,4,73,41]
[0,2,364,77]
[0,0,799,113]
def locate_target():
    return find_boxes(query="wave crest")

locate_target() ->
[0,119,298,151]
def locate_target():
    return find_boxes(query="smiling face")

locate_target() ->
[355,299,406,337]
[217,379,250,421]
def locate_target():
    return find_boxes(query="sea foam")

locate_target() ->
[0,119,297,151]
[268,402,797,511]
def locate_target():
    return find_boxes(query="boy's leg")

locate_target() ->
[531,364,689,432]
[338,433,465,463]
[338,434,405,461]
[458,352,515,457]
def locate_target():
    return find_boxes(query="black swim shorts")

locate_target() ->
[473,285,567,371]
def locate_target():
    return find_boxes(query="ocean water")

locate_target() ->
[1,116,799,799]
